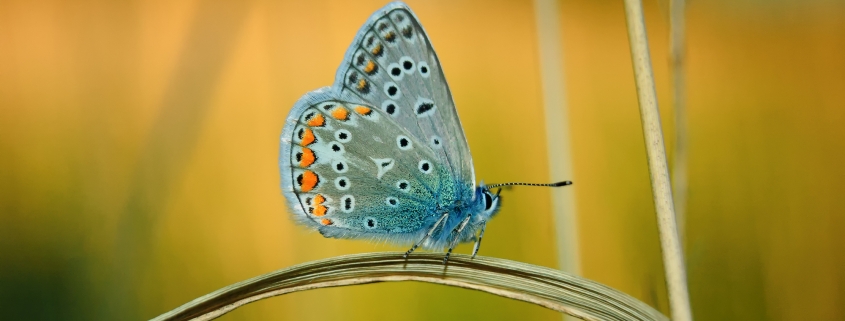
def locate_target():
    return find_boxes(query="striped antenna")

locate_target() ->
[486,181,572,189]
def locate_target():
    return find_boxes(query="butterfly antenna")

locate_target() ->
[485,181,573,189]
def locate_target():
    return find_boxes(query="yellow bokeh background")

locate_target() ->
[1,0,842,320]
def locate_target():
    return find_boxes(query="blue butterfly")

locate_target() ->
[279,1,571,263]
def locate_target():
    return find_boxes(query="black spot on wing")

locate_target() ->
[416,102,434,115]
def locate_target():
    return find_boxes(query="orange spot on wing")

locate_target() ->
[300,128,315,146]
[357,79,367,91]
[363,61,376,73]
[320,218,332,225]
[306,113,325,127]
[313,194,325,205]
[299,148,316,167]
[299,170,319,192]
[354,106,372,115]
[371,44,382,56]
[313,205,328,217]
[331,106,349,120]
[307,194,327,216]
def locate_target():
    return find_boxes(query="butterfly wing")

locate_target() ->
[279,2,475,246]
[280,92,453,244]
[333,2,476,203]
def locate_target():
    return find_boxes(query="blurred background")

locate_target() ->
[1,0,843,320]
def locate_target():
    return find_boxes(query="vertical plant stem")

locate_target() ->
[621,0,693,320]
[533,0,581,279]
[669,0,688,241]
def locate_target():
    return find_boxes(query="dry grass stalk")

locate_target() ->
[532,0,581,275]
[621,0,694,320]
[150,252,669,321]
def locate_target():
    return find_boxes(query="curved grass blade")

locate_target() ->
[151,252,668,321]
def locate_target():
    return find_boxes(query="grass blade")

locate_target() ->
[150,252,669,321]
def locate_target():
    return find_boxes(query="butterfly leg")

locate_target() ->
[404,212,449,259]
[471,222,487,259]
[469,189,495,259]
[443,214,473,264]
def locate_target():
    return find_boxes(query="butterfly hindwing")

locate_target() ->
[280,91,456,243]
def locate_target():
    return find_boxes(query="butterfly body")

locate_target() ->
[280,2,503,256]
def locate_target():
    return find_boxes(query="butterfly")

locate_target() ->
[279,1,571,263]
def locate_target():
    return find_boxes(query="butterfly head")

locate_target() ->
[477,185,503,220]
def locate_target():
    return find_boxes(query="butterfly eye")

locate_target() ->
[396,135,412,150]
[418,160,432,174]
[484,192,494,210]
[335,129,352,143]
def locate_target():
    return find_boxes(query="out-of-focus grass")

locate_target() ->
[0,0,843,320]
[683,3,845,319]
[562,0,845,319]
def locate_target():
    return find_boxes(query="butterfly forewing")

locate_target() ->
[335,5,475,204]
